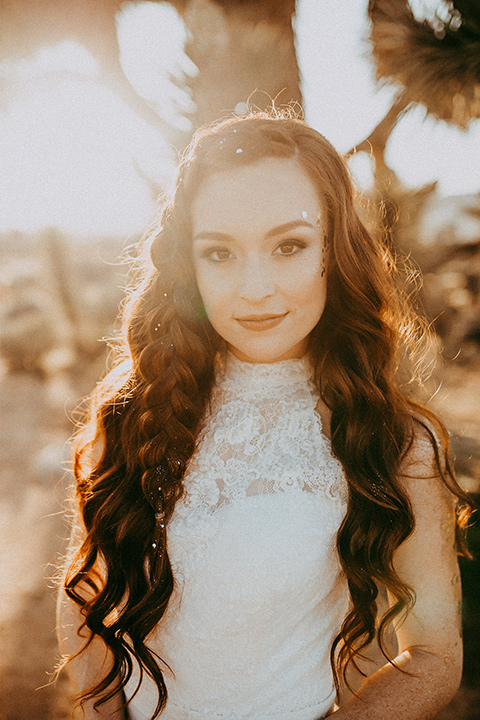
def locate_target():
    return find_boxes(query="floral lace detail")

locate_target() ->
[126,353,349,720]
[175,352,347,525]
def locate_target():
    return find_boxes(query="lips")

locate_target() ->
[235,313,287,331]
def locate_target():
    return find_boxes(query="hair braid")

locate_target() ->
[64,242,218,713]
[62,111,473,717]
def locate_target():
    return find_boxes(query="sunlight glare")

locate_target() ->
[408,0,460,28]
[0,40,99,81]
[347,151,375,193]
[1,0,479,239]
[117,2,197,130]
[386,105,480,195]
[0,77,173,236]
[295,0,398,153]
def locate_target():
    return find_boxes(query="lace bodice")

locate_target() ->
[125,353,349,720]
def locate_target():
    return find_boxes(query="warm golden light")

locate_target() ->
[0,36,175,237]
[117,1,196,131]
[0,1,479,238]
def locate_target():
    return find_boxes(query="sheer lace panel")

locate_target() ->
[125,353,349,720]
[176,352,347,520]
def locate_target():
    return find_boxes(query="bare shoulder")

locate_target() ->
[398,423,456,529]
[399,421,445,476]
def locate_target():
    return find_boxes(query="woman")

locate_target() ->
[57,110,472,720]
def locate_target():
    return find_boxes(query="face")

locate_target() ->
[191,157,328,363]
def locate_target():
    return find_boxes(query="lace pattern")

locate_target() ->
[174,352,346,523]
[126,353,349,720]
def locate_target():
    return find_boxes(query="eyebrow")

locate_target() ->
[193,219,316,242]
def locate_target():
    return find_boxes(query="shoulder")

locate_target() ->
[397,422,455,539]
[399,420,445,479]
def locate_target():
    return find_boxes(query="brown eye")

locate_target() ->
[275,241,305,256]
[205,247,233,262]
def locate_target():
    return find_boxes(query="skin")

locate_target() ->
[58,158,463,719]
[191,158,328,364]
[329,439,463,719]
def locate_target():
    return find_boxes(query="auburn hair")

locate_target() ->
[62,109,472,716]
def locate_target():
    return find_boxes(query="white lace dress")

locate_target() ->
[125,353,349,720]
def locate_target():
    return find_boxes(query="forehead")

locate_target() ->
[191,157,321,234]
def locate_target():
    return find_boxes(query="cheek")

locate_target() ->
[194,266,229,319]
[282,256,326,300]
[288,262,328,328]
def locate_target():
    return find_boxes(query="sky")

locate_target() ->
[0,0,479,238]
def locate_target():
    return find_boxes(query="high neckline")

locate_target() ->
[216,351,315,391]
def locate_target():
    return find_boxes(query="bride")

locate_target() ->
[57,110,471,720]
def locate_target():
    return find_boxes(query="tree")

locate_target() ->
[0,0,302,146]
[168,0,301,130]
[349,0,480,256]
[368,0,480,128]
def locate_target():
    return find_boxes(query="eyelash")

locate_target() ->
[201,240,307,263]
[274,240,306,256]
[201,247,233,262]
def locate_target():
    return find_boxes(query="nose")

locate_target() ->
[238,256,275,302]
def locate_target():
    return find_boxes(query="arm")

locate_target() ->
[57,512,128,719]
[331,434,463,720]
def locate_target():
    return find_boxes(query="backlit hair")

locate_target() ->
[62,109,472,717]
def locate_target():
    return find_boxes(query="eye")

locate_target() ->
[201,247,234,262]
[274,240,306,256]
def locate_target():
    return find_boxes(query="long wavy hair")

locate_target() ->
[62,109,472,717]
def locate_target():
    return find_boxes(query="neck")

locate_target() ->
[226,341,309,365]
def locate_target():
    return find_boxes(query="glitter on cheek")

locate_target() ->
[301,211,308,219]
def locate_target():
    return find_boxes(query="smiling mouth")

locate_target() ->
[235,313,287,331]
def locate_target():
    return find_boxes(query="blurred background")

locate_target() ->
[0,0,479,718]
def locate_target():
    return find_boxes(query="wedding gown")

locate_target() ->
[125,353,349,720]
